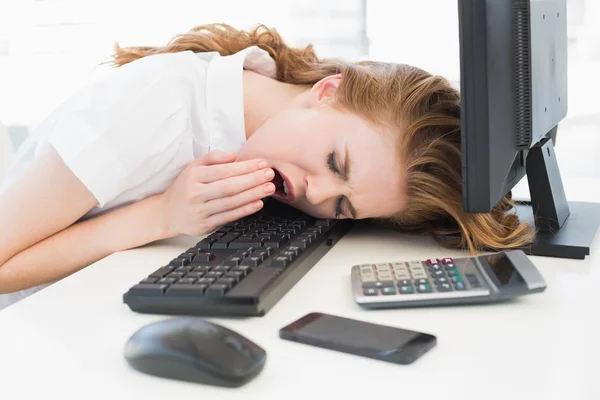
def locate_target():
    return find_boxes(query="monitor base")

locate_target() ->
[515,201,600,259]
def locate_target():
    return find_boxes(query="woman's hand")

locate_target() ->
[160,150,275,237]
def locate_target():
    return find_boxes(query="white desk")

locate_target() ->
[1,191,599,400]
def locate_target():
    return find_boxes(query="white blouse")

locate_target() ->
[0,46,277,310]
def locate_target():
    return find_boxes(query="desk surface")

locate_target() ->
[1,195,599,400]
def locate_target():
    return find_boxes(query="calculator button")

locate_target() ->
[455,281,466,290]
[382,287,396,295]
[437,283,453,292]
[363,288,379,296]
[442,258,454,265]
[399,285,415,294]
[408,261,424,269]
[392,262,407,268]
[359,264,374,272]
[448,268,460,276]
[426,258,440,265]
[414,279,430,285]
[376,263,391,270]
[417,283,432,293]
[393,266,409,273]
[379,280,395,288]
[395,273,411,280]
[360,275,377,283]
[428,264,443,272]
[444,264,456,270]
[378,274,394,282]
[451,275,464,283]
[435,277,449,284]
[397,279,412,286]
[430,270,445,278]
[412,273,428,280]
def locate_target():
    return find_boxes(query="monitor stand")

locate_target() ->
[514,133,600,259]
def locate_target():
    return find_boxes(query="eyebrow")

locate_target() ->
[344,144,359,219]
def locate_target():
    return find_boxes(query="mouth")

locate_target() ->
[270,168,295,202]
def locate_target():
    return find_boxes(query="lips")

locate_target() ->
[270,168,295,202]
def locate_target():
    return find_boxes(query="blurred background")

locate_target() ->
[1,0,599,195]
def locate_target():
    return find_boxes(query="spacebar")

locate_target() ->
[226,267,282,298]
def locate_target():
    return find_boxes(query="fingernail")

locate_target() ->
[265,169,274,179]
[258,160,268,169]
[264,183,275,193]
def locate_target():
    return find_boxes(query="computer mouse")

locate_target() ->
[124,318,266,387]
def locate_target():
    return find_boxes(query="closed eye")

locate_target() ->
[327,151,345,218]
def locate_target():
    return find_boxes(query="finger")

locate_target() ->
[204,182,275,215]
[192,150,236,167]
[203,168,275,200]
[194,159,269,183]
[204,200,265,231]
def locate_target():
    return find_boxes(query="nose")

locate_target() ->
[305,175,341,205]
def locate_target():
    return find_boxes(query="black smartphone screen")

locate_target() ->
[279,312,436,365]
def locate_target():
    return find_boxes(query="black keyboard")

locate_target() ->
[123,199,355,316]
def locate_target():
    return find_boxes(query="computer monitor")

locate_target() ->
[458,0,600,259]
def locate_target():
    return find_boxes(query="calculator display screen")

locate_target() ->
[482,253,526,287]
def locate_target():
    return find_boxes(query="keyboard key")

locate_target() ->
[205,271,225,278]
[166,271,186,279]
[417,283,432,293]
[216,277,237,288]
[437,283,453,292]
[229,238,267,249]
[175,277,197,284]
[185,272,205,280]
[225,271,245,282]
[158,277,179,284]
[166,284,208,296]
[207,232,226,240]
[193,252,215,263]
[382,286,396,295]
[315,219,332,227]
[269,256,290,268]
[213,265,232,272]
[282,246,301,256]
[222,257,243,267]
[363,288,379,296]
[212,232,242,249]
[140,277,158,284]
[195,238,217,250]
[149,267,174,278]
[241,257,262,268]
[193,265,212,273]
[290,238,309,248]
[197,277,217,285]
[169,256,191,267]
[129,284,169,295]
[265,235,288,248]
[231,265,252,276]
[399,285,415,294]
[205,284,229,296]
[226,268,282,298]
[174,266,193,273]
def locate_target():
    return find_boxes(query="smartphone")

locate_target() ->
[279,312,436,365]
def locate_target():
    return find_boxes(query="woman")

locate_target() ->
[0,24,533,308]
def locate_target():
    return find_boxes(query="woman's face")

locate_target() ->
[237,76,406,220]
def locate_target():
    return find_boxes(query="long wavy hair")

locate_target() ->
[111,23,535,253]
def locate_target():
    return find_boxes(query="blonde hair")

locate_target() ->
[111,23,535,253]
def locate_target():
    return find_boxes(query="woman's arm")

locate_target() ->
[0,148,274,293]
[0,148,171,293]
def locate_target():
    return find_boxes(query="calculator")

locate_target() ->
[351,250,546,308]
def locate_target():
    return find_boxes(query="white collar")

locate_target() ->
[204,46,276,153]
